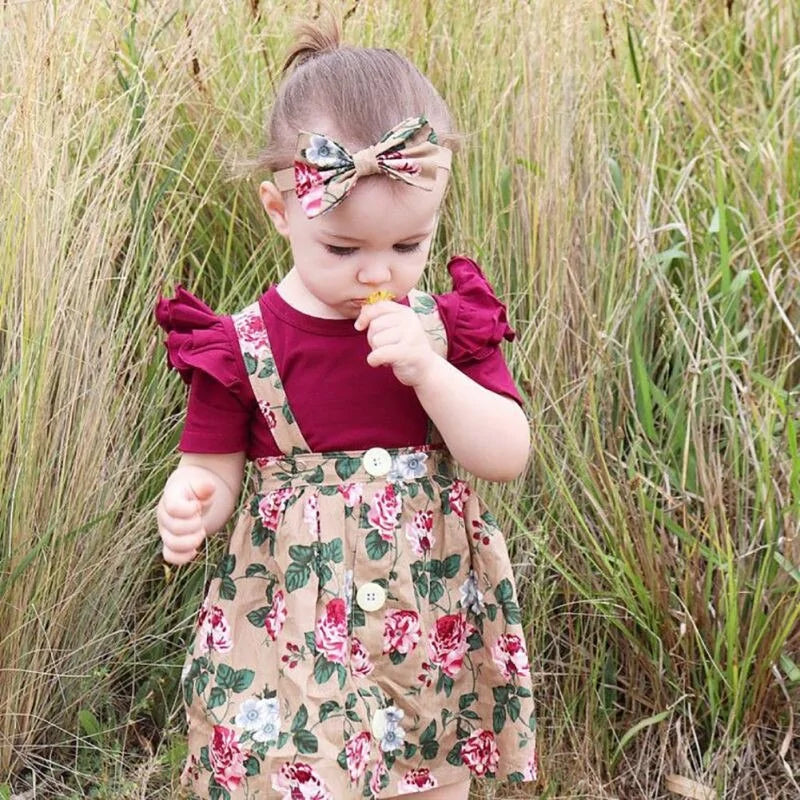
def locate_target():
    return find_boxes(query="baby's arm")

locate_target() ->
[413,359,530,482]
[157,451,246,564]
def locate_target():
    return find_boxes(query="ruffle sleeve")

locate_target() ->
[437,256,517,364]
[154,285,245,394]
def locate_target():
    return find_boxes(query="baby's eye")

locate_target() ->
[394,242,421,253]
[325,245,358,256]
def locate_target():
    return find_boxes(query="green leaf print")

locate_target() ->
[419,720,436,743]
[282,403,294,424]
[208,783,228,800]
[232,669,255,694]
[289,544,314,565]
[244,756,261,776]
[494,578,513,604]
[285,562,311,593]
[446,742,462,766]
[293,730,318,754]
[313,654,335,684]
[493,685,510,704]
[365,530,390,560]
[243,352,257,375]
[493,704,506,734]
[507,771,526,783]
[345,692,357,709]
[412,293,435,314]
[245,563,268,577]
[322,539,344,563]
[200,745,212,770]
[415,572,429,598]
[436,673,454,697]
[429,580,444,605]
[459,692,478,710]
[508,695,522,722]
[291,704,309,733]
[427,559,445,579]
[421,741,439,760]
[219,576,237,601]
[389,650,406,666]
[215,554,236,578]
[319,700,340,721]
[316,563,333,586]
[467,630,484,651]
[305,630,317,652]
[485,603,499,621]
[182,678,192,706]
[216,664,236,690]
[420,478,435,502]
[337,664,347,690]
[307,465,324,484]
[337,747,348,771]
[443,554,461,578]
[334,457,362,480]
[503,600,522,625]
[246,607,269,627]
[517,686,532,698]
[278,731,291,748]
[195,672,209,696]
[207,687,226,710]
[258,358,275,378]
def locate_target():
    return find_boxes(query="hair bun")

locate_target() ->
[282,17,342,74]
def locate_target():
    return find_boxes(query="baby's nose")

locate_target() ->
[356,259,392,284]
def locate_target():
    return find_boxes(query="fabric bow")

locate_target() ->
[273,116,452,219]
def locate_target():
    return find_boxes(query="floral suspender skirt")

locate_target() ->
[179,290,538,799]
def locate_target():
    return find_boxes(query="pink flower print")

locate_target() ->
[350,636,375,677]
[368,484,402,542]
[369,755,388,796]
[345,731,372,781]
[448,480,471,518]
[294,161,325,217]
[304,493,320,537]
[264,590,287,641]
[382,609,421,656]
[209,725,248,791]
[257,400,277,429]
[397,767,439,793]
[271,761,333,800]
[314,597,348,665]
[427,613,475,678]
[491,633,532,681]
[338,482,363,507]
[258,488,294,532]
[405,510,435,557]
[233,309,269,360]
[460,729,500,777]
[380,151,422,177]
[197,600,232,654]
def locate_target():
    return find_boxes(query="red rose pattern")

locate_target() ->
[271,760,333,800]
[448,480,471,518]
[337,482,363,507]
[383,609,422,655]
[460,729,500,777]
[315,597,348,664]
[368,484,402,541]
[345,731,372,781]
[258,488,295,532]
[491,633,531,680]
[209,725,248,791]
[397,767,439,793]
[405,510,435,557]
[427,613,476,678]
[350,636,375,677]
[197,600,232,654]
[264,590,287,641]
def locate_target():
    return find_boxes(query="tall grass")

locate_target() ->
[1,0,798,797]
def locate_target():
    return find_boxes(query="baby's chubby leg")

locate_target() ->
[385,778,471,800]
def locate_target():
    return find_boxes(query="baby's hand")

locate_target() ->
[354,300,437,387]
[157,474,216,565]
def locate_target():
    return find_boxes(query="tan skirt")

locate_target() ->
[179,445,538,799]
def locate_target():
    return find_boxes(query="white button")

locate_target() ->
[363,447,392,477]
[356,582,386,612]
[370,708,387,739]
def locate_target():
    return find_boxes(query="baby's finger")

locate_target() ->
[354,300,394,331]
[366,344,403,368]
[157,510,205,537]
[162,543,198,566]
[367,327,403,351]
[159,525,206,554]
[160,493,200,520]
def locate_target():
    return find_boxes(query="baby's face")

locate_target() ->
[267,166,447,320]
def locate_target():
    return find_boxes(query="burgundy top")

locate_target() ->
[155,256,523,459]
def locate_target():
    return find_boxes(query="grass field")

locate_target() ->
[1,0,799,797]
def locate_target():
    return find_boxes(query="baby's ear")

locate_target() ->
[259,181,290,237]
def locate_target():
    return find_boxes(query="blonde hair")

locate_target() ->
[259,18,458,173]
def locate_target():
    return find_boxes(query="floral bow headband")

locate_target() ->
[273,116,452,219]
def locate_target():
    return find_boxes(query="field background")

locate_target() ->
[1,0,799,798]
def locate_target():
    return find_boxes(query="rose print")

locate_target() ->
[383,609,421,655]
[491,633,531,680]
[257,400,277,429]
[258,488,295,532]
[304,493,320,537]
[197,600,232,655]
[369,754,388,796]
[314,597,348,665]
[405,510,435,557]
[448,480,471,518]
[427,613,476,678]
[397,767,439,793]
[294,162,325,217]
[272,760,333,800]
[368,484,402,542]
[338,482,363,507]
[264,590,287,641]
[345,731,372,781]
[350,636,375,677]
[233,310,269,360]
[460,729,500,777]
[209,725,249,791]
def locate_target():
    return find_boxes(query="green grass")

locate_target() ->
[1,0,799,797]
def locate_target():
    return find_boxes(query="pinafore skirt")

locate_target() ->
[179,291,538,798]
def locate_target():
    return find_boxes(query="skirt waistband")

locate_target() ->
[252,445,452,490]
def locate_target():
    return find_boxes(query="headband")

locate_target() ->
[273,116,452,219]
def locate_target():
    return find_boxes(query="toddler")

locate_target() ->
[156,20,538,800]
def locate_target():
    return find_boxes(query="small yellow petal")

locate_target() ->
[366,290,395,304]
